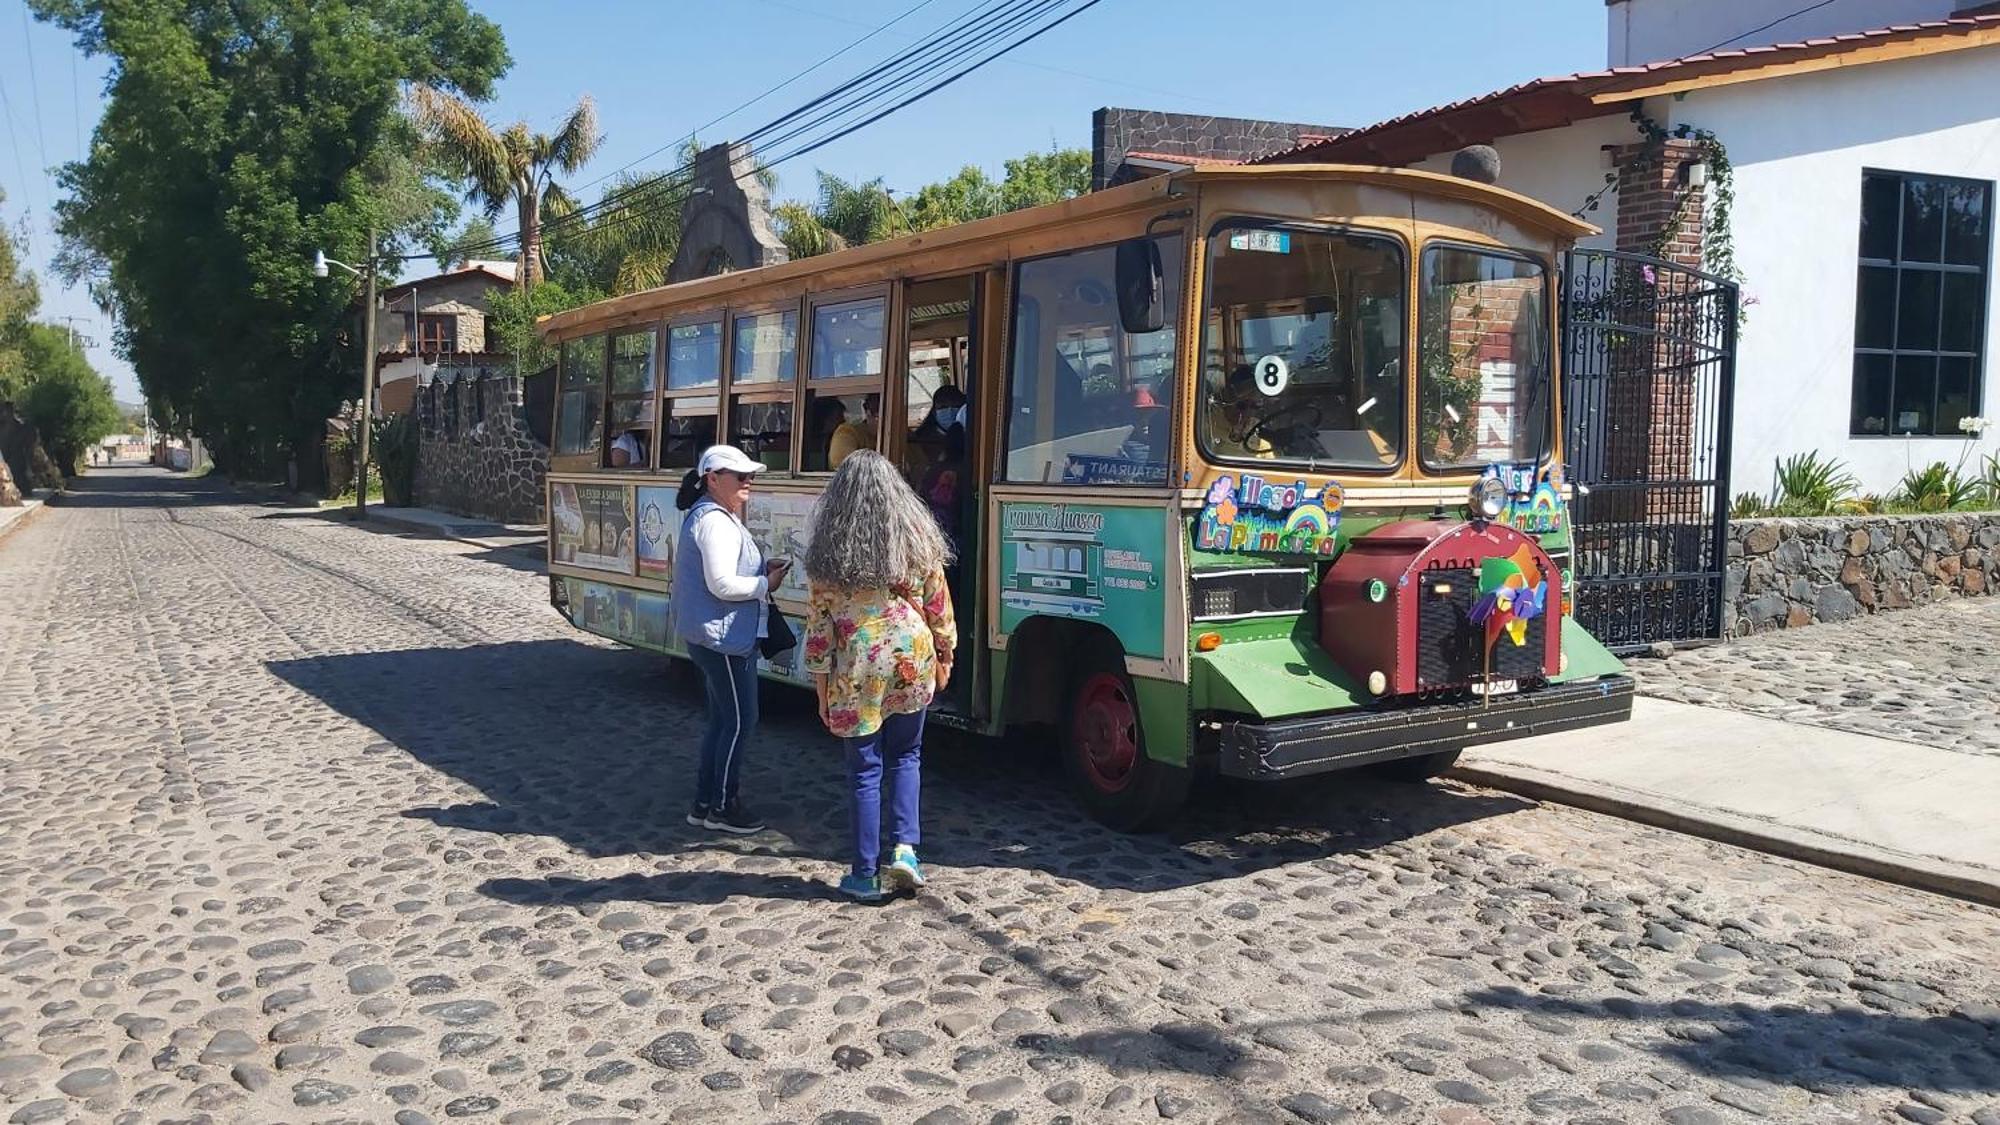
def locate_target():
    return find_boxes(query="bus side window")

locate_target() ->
[557,335,607,458]
[1002,236,1182,486]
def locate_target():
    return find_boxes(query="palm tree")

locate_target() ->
[774,172,906,260]
[409,85,602,290]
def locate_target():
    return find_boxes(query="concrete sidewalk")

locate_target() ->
[1454,696,2000,906]
[365,504,545,551]
[0,496,46,543]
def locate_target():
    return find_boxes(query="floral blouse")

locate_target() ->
[802,568,957,739]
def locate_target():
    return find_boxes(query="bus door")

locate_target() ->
[899,275,979,716]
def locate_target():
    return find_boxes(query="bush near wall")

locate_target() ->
[1728,513,2000,634]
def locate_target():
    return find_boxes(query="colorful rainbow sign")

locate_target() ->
[1481,462,1569,536]
[1196,474,1345,556]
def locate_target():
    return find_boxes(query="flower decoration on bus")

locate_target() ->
[1478,462,1568,536]
[1468,543,1548,651]
[1196,474,1345,557]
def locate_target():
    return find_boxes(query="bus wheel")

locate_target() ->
[1371,749,1463,782]
[1062,654,1190,832]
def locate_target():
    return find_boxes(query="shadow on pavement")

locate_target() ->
[265,638,1531,894]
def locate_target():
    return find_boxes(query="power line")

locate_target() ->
[1690,0,1839,56]
[573,0,950,193]
[446,0,1108,264]
[19,9,48,170]
[0,70,27,208]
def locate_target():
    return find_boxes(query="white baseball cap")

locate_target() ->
[697,444,764,476]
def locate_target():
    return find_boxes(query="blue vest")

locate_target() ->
[672,499,764,656]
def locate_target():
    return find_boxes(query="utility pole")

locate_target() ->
[354,227,378,520]
[55,315,91,350]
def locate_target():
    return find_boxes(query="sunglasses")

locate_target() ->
[711,469,755,482]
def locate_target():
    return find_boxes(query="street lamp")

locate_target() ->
[313,230,378,519]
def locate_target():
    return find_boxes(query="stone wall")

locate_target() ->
[1091,107,1349,189]
[1727,513,2000,633]
[413,370,548,524]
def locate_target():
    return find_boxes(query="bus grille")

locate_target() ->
[1415,566,1548,689]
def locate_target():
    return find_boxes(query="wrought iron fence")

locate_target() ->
[1561,249,1738,651]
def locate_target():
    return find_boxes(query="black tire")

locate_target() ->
[1060,644,1192,832]
[1371,748,1463,782]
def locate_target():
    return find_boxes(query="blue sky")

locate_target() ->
[1,0,1605,402]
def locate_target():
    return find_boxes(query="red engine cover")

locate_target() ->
[1319,520,1562,696]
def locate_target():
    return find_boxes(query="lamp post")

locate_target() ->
[314,227,378,519]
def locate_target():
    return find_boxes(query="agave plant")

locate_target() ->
[1894,461,1982,513]
[1769,452,1860,516]
[1730,491,1769,519]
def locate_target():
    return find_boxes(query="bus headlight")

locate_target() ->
[1190,567,1310,621]
[1470,477,1508,521]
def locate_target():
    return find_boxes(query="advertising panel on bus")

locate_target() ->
[635,486,676,579]
[552,483,634,574]
[998,502,1166,659]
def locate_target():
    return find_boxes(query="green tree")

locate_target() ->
[774,148,1091,259]
[410,84,601,291]
[544,171,687,296]
[0,191,38,402]
[774,172,906,259]
[33,0,509,482]
[428,214,498,270]
[486,278,598,375]
[18,322,120,474]
[996,147,1091,211]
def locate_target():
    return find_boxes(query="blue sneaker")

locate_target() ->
[885,844,925,892]
[837,873,885,903]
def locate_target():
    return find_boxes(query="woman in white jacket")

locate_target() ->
[672,445,789,834]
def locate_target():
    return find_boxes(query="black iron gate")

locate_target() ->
[1561,248,1738,651]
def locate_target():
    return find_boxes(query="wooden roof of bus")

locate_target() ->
[536,163,1597,339]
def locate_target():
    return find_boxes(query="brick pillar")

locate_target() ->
[1610,137,1708,526]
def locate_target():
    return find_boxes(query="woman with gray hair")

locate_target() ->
[801,450,957,902]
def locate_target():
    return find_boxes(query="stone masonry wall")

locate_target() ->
[414,371,548,525]
[1727,513,2000,634]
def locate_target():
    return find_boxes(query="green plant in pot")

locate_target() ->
[372,413,418,507]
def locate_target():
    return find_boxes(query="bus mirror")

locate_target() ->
[1115,237,1164,335]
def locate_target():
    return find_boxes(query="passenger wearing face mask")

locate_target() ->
[913,385,969,554]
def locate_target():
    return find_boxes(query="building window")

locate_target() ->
[419,314,460,356]
[1852,170,1990,436]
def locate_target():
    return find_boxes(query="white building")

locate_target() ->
[1263,2,2000,497]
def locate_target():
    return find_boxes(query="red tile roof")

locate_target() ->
[1258,12,2000,166]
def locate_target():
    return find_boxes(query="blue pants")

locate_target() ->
[687,644,758,808]
[845,708,925,878]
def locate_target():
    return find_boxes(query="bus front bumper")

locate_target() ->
[1208,675,1634,781]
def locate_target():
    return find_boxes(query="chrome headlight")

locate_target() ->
[1470,477,1508,521]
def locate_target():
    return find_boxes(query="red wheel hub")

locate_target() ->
[1073,672,1140,794]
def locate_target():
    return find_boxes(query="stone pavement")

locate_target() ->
[0,497,44,542]
[1627,597,2000,757]
[4,467,2000,1124]
[365,504,546,552]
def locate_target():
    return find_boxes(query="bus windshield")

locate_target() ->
[1201,224,1406,469]
[1418,245,1552,472]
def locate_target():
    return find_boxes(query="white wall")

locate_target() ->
[1607,0,1954,66]
[1669,50,2000,495]
[1410,113,1638,252]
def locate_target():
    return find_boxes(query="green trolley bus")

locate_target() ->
[540,160,1633,830]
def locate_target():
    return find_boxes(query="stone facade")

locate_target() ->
[413,369,549,525]
[1726,512,2000,634]
[1091,108,1349,189]
[374,265,512,356]
[668,143,789,283]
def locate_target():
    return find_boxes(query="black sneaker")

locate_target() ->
[702,800,766,835]
[685,802,710,827]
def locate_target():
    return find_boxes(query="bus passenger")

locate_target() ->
[802,451,957,903]
[609,427,649,467]
[672,445,790,835]
[828,394,879,468]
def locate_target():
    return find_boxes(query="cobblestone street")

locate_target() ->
[1628,598,2000,757]
[5,468,2000,1125]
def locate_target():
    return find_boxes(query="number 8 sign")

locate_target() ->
[1253,354,1290,397]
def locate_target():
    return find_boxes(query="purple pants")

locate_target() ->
[845,708,925,878]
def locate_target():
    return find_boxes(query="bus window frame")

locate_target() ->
[725,300,803,472]
[1414,237,1556,475]
[802,283,894,475]
[999,236,1183,488]
[552,332,609,469]
[1196,215,1411,477]
[604,324,661,471]
[660,311,726,472]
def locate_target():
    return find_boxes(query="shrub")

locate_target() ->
[1730,492,1768,519]
[1982,453,2000,508]
[1769,452,1860,516]
[1893,461,1982,512]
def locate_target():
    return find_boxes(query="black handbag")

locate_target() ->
[759,596,797,658]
